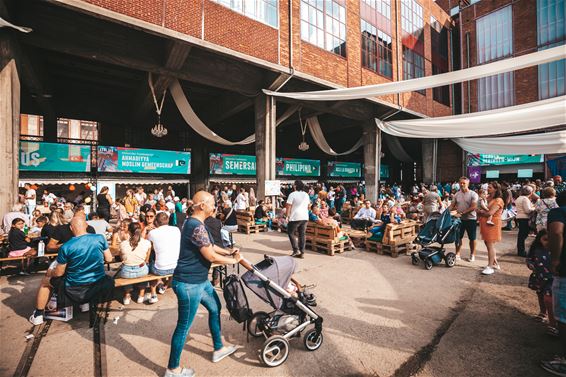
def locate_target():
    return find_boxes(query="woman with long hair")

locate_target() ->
[96,186,113,221]
[119,222,155,304]
[477,181,505,275]
[111,218,132,249]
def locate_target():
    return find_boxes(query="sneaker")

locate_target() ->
[468,255,475,262]
[455,255,462,261]
[157,285,166,295]
[136,296,145,304]
[149,295,158,304]
[481,266,495,275]
[163,367,195,377]
[541,356,566,376]
[123,296,131,305]
[29,312,44,326]
[80,303,90,313]
[212,345,237,363]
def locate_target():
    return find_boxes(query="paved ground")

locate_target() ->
[0,229,559,377]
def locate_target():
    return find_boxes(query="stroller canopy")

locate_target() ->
[417,210,461,245]
[242,256,296,310]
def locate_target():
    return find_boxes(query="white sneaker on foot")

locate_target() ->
[455,255,462,261]
[212,345,236,363]
[468,255,475,262]
[136,296,145,304]
[123,296,131,305]
[481,266,495,275]
[149,295,158,304]
[29,312,44,326]
[163,367,195,377]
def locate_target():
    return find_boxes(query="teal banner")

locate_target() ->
[98,146,191,174]
[209,153,256,175]
[467,153,543,166]
[381,164,389,179]
[276,158,320,177]
[20,141,91,172]
[328,161,361,178]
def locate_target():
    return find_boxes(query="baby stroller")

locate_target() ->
[411,210,462,270]
[225,255,322,367]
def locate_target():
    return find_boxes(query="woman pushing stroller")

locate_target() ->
[164,191,243,377]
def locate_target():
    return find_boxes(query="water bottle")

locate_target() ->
[24,223,29,235]
[38,240,45,257]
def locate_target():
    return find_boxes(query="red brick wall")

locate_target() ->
[460,0,538,113]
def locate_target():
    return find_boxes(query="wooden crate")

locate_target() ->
[382,220,418,246]
[306,222,338,240]
[306,238,353,256]
[236,211,267,234]
[365,239,382,253]
[379,242,417,258]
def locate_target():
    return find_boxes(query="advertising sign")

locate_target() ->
[265,180,282,196]
[380,164,389,179]
[467,154,543,166]
[328,161,362,178]
[468,166,482,183]
[20,141,91,172]
[517,169,534,178]
[486,170,500,179]
[276,158,320,177]
[209,153,256,175]
[98,147,191,174]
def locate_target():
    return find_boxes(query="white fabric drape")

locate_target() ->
[263,45,566,101]
[0,17,32,33]
[376,96,566,138]
[383,133,413,162]
[307,117,364,155]
[170,80,299,145]
[454,130,566,154]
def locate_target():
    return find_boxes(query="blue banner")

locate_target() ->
[98,146,191,174]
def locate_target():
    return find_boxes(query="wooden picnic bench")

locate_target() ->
[114,274,173,288]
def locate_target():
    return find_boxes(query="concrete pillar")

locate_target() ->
[0,60,20,215]
[363,124,381,203]
[422,139,438,184]
[189,142,208,196]
[255,94,276,200]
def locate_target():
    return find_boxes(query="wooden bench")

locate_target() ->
[305,222,352,256]
[0,253,59,275]
[114,274,173,288]
[236,211,267,234]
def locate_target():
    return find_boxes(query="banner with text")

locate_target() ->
[20,141,91,172]
[209,153,256,175]
[328,161,361,178]
[98,147,191,174]
[276,158,320,177]
[467,153,544,166]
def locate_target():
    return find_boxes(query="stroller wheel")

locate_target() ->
[424,259,433,270]
[261,335,289,367]
[304,328,323,351]
[248,311,269,338]
[445,252,456,267]
[411,253,419,265]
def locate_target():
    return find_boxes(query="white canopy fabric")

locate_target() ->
[307,117,364,155]
[376,96,566,138]
[263,45,566,101]
[0,17,32,33]
[170,80,299,145]
[383,133,413,162]
[454,130,566,154]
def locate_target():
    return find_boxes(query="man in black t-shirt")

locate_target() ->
[541,191,566,376]
[46,222,95,252]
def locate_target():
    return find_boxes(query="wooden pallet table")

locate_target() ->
[236,211,267,234]
[346,229,368,249]
[365,239,382,253]
[305,238,353,256]
[379,242,418,258]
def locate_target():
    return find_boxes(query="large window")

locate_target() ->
[431,16,450,105]
[57,118,99,142]
[403,47,425,95]
[214,0,278,28]
[401,0,424,54]
[537,0,565,99]
[361,20,393,78]
[300,0,347,57]
[20,114,44,138]
[476,6,514,110]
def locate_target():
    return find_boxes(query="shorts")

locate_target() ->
[552,277,566,324]
[8,247,31,257]
[151,264,175,276]
[119,264,149,279]
[459,219,477,241]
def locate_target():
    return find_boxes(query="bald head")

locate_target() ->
[192,191,215,216]
[70,215,88,236]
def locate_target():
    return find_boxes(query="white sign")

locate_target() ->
[265,180,281,196]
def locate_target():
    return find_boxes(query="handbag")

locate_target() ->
[501,208,517,222]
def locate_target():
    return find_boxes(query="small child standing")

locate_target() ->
[478,189,495,226]
[526,229,557,336]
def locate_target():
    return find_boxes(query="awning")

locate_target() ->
[326,180,362,184]
[279,179,319,184]
[107,178,190,185]
[19,178,90,186]
[209,177,257,184]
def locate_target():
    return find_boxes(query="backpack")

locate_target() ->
[223,274,253,323]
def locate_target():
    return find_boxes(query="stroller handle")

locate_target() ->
[238,257,254,272]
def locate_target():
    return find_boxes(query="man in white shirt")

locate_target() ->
[285,180,310,258]
[24,183,37,215]
[134,187,147,206]
[147,212,181,294]
[234,188,248,211]
[42,189,57,206]
[351,200,377,230]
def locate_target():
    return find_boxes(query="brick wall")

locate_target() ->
[460,0,538,113]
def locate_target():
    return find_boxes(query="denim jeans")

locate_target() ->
[119,264,149,279]
[517,219,530,256]
[167,279,223,369]
[287,220,307,253]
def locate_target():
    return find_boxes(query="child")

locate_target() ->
[526,229,557,336]
[30,215,48,235]
[478,189,495,226]
[8,218,33,257]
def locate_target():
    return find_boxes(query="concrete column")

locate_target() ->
[363,124,381,203]
[189,142,208,197]
[422,139,436,184]
[0,60,20,215]
[255,94,276,200]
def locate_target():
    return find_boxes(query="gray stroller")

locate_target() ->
[236,255,323,367]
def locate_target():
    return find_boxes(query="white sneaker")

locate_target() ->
[212,345,237,363]
[80,303,90,313]
[149,295,158,304]
[123,296,131,305]
[468,255,475,262]
[136,296,145,304]
[481,266,495,275]
[455,255,462,261]
[29,313,44,326]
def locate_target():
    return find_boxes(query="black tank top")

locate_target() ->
[97,194,110,209]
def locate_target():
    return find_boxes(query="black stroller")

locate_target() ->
[411,210,462,270]
[234,255,323,367]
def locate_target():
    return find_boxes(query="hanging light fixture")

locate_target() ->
[148,73,168,138]
[298,111,310,151]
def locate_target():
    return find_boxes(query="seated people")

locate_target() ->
[350,200,378,230]
[2,204,30,234]
[46,210,96,252]
[111,219,131,249]
[309,205,346,240]
[30,215,48,235]
[147,212,181,294]
[119,222,155,305]
[367,204,393,242]
[87,213,112,235]
[254,200,272,229]
[8,218,33,257]
[41,211,65,241]
[29,217,113,325]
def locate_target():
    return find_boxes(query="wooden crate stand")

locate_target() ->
[236,211,267,234]
[382,220,418,246]
[305,222,352,256]
[346,229,368,248]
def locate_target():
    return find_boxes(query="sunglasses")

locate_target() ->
[146,215,155,218]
